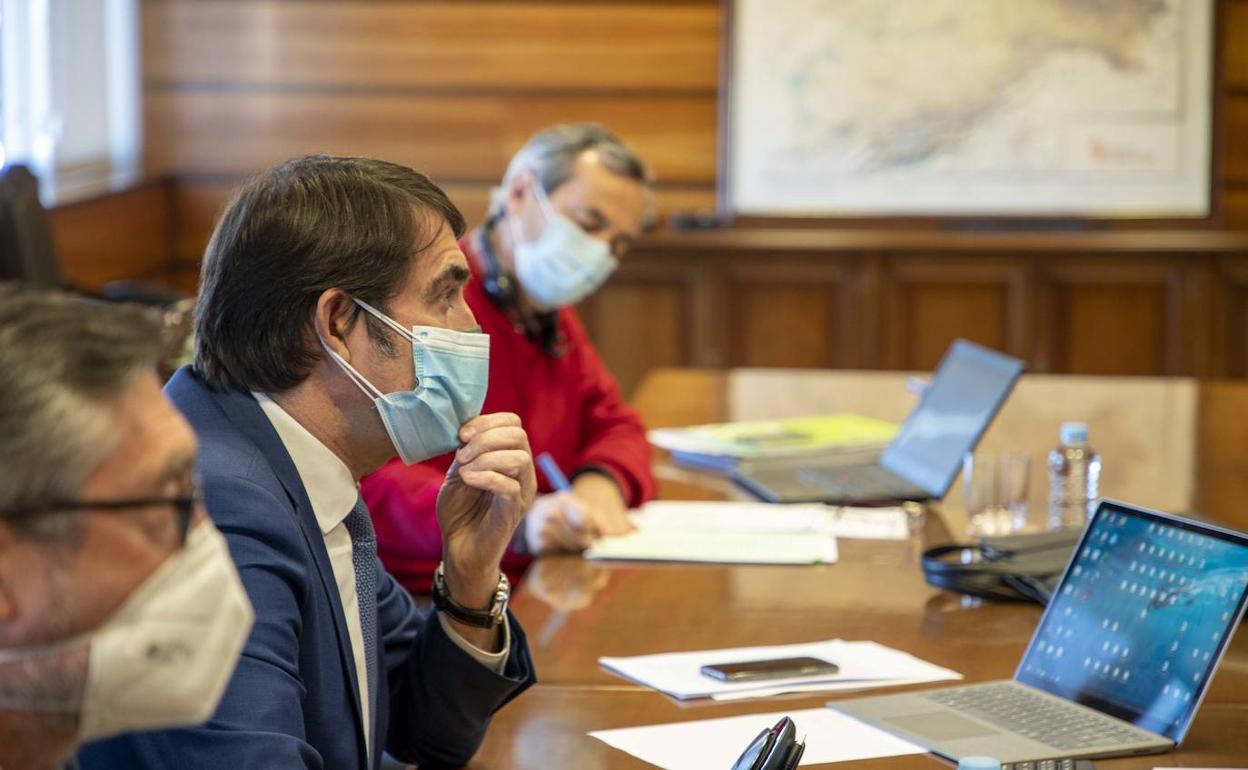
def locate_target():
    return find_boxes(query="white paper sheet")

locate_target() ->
[627,500,910,540]
[830,506,911,540]
[585,529,839,565]
[708,676,944,702]
[585,501,910,565]
[589,706,924,770]
[599,639,962,701]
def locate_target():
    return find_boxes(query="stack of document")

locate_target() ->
[590,707,923,770]
[584,501,909,565]
[586,529,838,565]
[648,413,897,474]
[628,501,910,540]
[599,639,962,701]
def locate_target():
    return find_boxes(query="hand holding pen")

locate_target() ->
[524,452,601,553]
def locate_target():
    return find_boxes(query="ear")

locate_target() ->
[504,170,535,219]
[314,289,360,362]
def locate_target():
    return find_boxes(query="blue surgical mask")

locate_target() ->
[321,299,490,464]
[508,181,618,310]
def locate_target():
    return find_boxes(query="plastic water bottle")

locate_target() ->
[957,758,1001,770]
[1047,421,1101,530]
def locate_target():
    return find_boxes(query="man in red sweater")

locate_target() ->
[362,124,656,594]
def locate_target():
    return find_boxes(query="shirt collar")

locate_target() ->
[252,392,359,535]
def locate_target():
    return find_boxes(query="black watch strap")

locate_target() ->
[431,563,509,629]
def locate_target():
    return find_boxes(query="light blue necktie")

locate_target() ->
[344,495,379,747]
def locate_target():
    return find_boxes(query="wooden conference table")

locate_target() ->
[467,369,1248,769]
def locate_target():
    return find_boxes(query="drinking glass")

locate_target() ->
[962,451,1031,538]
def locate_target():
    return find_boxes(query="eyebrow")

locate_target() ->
[425,263,471,303]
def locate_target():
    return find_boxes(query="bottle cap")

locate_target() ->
[1060,421,1088,445]
[956,757,1001,770]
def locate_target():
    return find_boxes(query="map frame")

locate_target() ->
[718,0,1219,224]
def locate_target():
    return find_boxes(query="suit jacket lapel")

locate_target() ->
[199,377,370,758]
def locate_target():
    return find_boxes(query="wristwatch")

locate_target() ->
[431,563,510,629]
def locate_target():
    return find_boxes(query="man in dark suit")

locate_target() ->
[79,156,537,770]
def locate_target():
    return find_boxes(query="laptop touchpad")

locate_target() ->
[888,712,999,741]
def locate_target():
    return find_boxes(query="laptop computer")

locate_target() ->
[733,339,1024,504]
[831,500,1248,763]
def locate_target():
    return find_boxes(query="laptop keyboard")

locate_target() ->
[797,464,927,501]
[923,683,1152,751]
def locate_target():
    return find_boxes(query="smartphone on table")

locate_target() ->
[700,656,839,683]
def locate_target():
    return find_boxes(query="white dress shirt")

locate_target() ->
[253,393,510,759]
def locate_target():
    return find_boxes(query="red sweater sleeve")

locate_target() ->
[362,456,531,595]
[562,311,656,507]
[362,457,447,595]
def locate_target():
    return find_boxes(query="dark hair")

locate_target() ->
[193,155,466,392]
[0,284,162,536]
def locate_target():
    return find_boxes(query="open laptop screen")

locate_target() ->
[878,340,1023,497]
[1015,501,1248,742]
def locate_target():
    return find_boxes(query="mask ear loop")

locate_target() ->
[319,338,385,401]
[507,213,531,249]
[530,175,558,219]
[353,299,416,345]
[508,173,556,246]
[337,300,436,393]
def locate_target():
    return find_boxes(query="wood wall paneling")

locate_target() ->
[1227,187,1248,229]
[881,257,1029,370]
[587,242,1248,385]
[1213,257,1248,377]
[1227,97,1248,185]
[1042,259,1187,376]
[578,272,693,398]
[1196,380,1248,522]
[171,182,232,266]
[142,1,720,92]
[49,182,175,290]
[1226,1,1248,90]
[144,91,718,184]
[1223,1,1248,228]
[134,0,1248,389]
[725,262,860,369]
[144,0,722,267]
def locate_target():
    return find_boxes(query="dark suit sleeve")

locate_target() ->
[378,570,535,767]
[78,475,326,770]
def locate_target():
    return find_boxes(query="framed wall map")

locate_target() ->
[723,0,1215,218]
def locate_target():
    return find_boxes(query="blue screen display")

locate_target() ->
[1016,505,1248,740]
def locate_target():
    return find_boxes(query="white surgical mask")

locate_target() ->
[508,181,618,310]
[0,520,254,743]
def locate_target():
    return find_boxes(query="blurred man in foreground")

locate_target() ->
[0,285,253,770]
